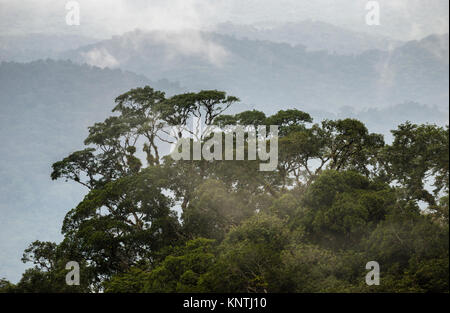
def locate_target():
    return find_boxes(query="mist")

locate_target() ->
[0,0,448,40]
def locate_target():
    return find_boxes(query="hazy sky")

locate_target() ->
[0,0,448,40]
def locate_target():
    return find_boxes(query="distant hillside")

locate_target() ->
[396,33,449,65]
[214,21,402,54]
[0,34,101,62]
[60,30,449,112]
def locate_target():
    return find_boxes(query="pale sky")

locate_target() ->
[0,0,448,40]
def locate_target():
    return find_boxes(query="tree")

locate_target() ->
[7,240,92,292]
[104,238,216,293]
[207,213,290,293]
[265,109,312,136]
[383,122,449,207]
[59,167,181,286]
[300,170,396,249]
[363,200,449,292]
[182,179,253,241]
[8,86,448,293]
[319,119,384,175]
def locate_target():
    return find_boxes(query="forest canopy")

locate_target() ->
[1,86,448,293]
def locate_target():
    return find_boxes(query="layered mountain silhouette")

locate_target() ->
[214,21,402,54]
[0,34,99,62]
[60,30,449,112]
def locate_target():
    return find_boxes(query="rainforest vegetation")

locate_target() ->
[1,86,448,293]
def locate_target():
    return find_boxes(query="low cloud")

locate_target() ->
[81,47,119,68]
[152,30,229,66]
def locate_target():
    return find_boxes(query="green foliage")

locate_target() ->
[204,213,290,293]
[6,86,448,293]
[383,123,449,206]
[299,171,396,249]
[0,278,16,293]
[182,179,253,241]
[265,109,312,136]
[3,240,92,292]
[104,238,216,293]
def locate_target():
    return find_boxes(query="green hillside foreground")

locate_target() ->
[0,86,448,293]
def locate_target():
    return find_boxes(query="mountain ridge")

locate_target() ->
[59,29,449,112]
